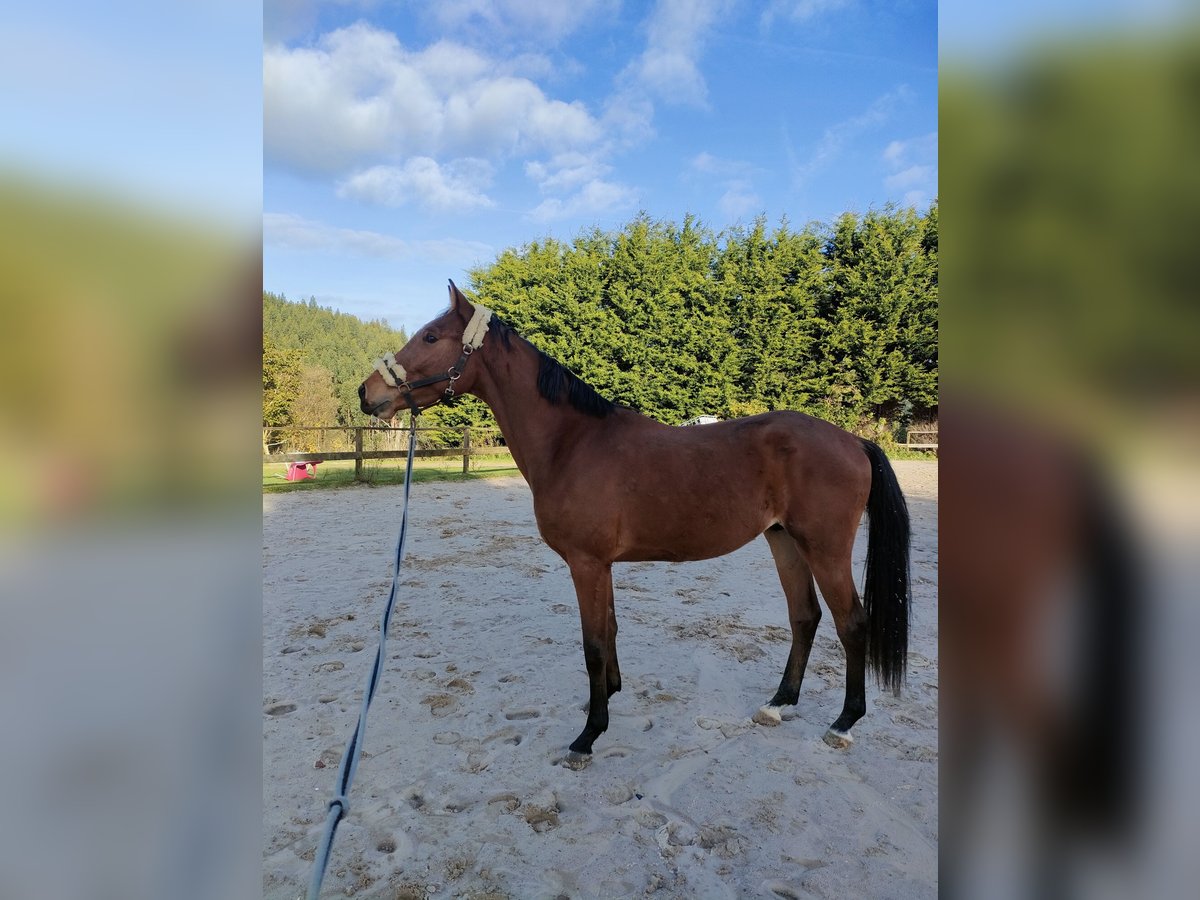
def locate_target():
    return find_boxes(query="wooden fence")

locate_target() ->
[901,428,938,451]
[263,425,511,480]
[265,421,936,482]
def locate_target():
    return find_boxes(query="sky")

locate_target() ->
[3,2,261,224]
[263,0,937,333]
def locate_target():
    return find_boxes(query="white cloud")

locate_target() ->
[687,152,764,222]
[761,0,854,28]
[443,75,600,153]
[690,151,758,178]
[525,152,612,193]
[619,0,729,108]
[690,151,724,175]
[264,0,374,45]
[337,157,495,211]
[883,132,938,168]
[601,91,657,147]
[884,164,933,192]
[427,0,618,45]
[881,131,937,209]
[263,22,603,173]
[635,52,708,107]
[790,85,914,186]
[718,181,762,220]
[264,212,494,261]
[503,52,558,80]
[528,179,638,222]
[524,150,635,223]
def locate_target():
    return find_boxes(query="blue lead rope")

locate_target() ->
[307,420,418,900]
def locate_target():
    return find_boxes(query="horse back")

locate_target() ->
[533,410,870,563]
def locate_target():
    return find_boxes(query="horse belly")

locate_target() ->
[613,502,772,563]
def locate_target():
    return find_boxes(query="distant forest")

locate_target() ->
[262,292,407,433]
[263,205,937,445]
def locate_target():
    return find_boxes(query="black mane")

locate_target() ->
[536,352,616,417]
[484,314,614,417]
[485,315,514,349]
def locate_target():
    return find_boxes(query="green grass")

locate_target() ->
[263,454,521,492]
[884,447,939,461]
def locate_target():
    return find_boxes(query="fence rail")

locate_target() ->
[902,428,938,451]
[263,425,509,480]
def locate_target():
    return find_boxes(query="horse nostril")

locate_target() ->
[358,383,366,400]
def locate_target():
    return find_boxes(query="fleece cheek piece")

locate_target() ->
[462,304,492,350]
[375,352,407,387]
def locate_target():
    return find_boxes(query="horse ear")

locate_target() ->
[448,279,474,318]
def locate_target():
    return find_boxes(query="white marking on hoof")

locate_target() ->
[822,728,853,749]
[556,751,591,771]
[753,705,783,726]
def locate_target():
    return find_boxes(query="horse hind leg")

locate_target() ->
[808,552,868,748]
[754,527,822,726]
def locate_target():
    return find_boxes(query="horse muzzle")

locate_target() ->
[359,381,397,418]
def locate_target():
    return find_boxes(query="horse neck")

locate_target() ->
[470,338,594,493]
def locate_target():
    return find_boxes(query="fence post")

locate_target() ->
[462,427,471,475]
[354,427,364,482]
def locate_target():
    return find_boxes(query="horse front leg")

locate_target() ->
[567,557,614,754]
[606,593,621,698]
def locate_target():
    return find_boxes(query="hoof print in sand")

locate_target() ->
[504,708,540,721]
[314,748,340,769]
[636,809,667,828]
[485,726,523,747]
[402,787,426,811]
[487,792,520,813]
[696,716,748,737]
[463,751,493,773]
[602,783,635,805]
[420,693,457,717]
[522,797,561,832]
[763,881,804,899]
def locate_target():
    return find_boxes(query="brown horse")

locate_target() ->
[359,282,911,756]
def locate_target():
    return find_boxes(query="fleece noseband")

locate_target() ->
[374,303,493,413]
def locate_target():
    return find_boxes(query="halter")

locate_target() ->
[374,303,493,414]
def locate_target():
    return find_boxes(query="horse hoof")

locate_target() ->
[568,736,595,755]
[558,750,591,771]
[753,705,783,726]
[822,728,853,749]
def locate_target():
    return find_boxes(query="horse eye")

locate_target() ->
[424,332,438,343]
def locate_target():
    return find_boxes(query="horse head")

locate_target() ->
[358,281,492,419]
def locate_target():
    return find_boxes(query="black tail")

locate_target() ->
[1044,454,1140,833]
[860,439,912,695]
